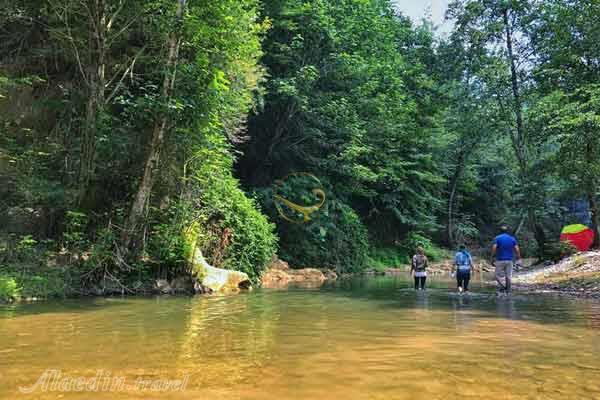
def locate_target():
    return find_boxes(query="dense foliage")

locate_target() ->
[238,0,445,269]
[0,0,598,298]
[0,0,276,296]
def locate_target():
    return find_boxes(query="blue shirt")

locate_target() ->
[455,251,472,271]
[494,233,518,261]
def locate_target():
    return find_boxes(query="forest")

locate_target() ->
[0,0,599,299]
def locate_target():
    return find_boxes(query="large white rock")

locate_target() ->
[191,249,251,293]
[182,222,251,294]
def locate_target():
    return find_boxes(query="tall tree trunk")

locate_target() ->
[503,8,545,256]
[78,0,107,205]
[123,0,186,249]
[447,151,466,247]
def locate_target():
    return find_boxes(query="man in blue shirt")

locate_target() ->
[491,225,522,293]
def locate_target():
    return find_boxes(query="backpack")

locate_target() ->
[413,254,427,272]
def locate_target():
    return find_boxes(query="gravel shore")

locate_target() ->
[512,251,600,298]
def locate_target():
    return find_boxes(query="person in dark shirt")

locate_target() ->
[491,225,522,294]
[411,246,428,290]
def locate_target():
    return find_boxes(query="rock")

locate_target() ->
[194,281,211,294]
[191,252,251,294]
[288,268,325,283]
[362,268,377,275]
[474,261,495,273]
[170,276,194,294]
[155,279,172,294]
[323,269,338,280]
[183,222,252,294]
[261,268,291,288]
[261,257,330,288]
[1,207,45,235]
[103,278,125,295]
[89,285,104,296]
[268,256,291,271]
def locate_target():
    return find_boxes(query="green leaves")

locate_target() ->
[241,0,445,251]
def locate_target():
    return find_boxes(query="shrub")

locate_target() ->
[183,130,278,283]
[62,211,89,253]
[0,274,20,302]
[0,264,72,300]
[256,189,370,273]
[543,240,578,262]
[367,247,411,270]
[399,232,448,262]
[147,203,189,273]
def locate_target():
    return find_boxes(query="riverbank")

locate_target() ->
[6,250,600,303]
[513,251,600,298]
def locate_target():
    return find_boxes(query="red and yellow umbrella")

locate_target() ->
[560,224,595,252]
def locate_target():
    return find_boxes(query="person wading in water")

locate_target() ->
[454,244,474,293]
[491,225,522,294]
[411,246,429,290]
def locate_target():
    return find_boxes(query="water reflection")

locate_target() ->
[1,275,600,399]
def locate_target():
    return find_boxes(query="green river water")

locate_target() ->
[1,274,600,400]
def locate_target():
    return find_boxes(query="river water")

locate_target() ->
[1,275,600,400]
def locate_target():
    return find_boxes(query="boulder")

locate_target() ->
[268,256,292,271]
[288,268,326,283]
[261,257,330,288]
[323,269,338,280]
[183,222,251,294]
[2,207,44,235]
[198,261,251,293]
[155,279,172,294]
[475,261,495,273]
[261,268,291,288]
[170,276,195,294]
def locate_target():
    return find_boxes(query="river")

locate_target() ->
[1,274,600,399]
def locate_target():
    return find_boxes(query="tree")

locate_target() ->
[530,0,600,93]
[46,0,146,204]
[238,0,445,253]
[447,0,547,254]
[535,85,600,248]
[123,0,186,249]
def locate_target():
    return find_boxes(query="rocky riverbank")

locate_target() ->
[260,257,338,288]
[513,251,600,298]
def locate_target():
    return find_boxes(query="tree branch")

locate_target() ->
[106,45,146,103]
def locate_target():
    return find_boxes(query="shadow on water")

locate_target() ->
[0,297,137,319]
